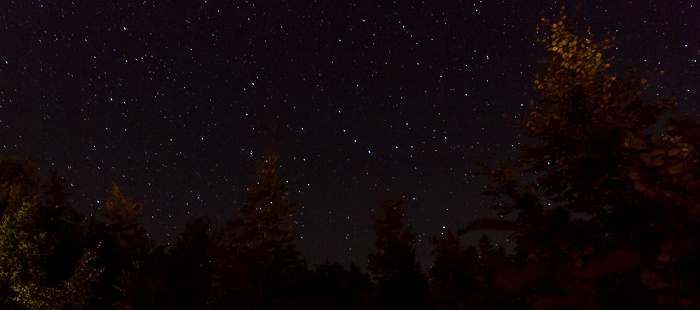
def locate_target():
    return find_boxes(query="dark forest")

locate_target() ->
[2,14,700,310]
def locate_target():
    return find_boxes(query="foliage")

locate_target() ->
[480,11,700,309]
[0,155,101,310]
[90,183,151,310]
[101,183,145,234]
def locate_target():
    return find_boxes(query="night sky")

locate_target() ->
[0,1,698,268]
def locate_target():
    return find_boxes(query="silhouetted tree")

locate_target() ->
[163,216,215,309]
[428,231,481,310]
[368,198,426,310]
[307,261,373,310]
[214,153,306,310]
[345,262,373,309]
[89,183,151,310]
[128,245,169,309]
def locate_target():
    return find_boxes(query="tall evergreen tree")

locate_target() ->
[239,154,301,260]
[368,199,426,310]
[214,153,306,310]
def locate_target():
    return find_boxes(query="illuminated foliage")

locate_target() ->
[482,10,700,309]
[101,183,144,233]
[525,12,672,221]
[0,155,101,310]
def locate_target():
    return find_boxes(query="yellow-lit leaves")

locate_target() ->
[101,183,143,229]
[538,16,614,83]
[522,10,698,308]
[628,126,700,223]
[0,164,101,309]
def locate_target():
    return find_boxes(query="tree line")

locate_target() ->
[2,15,700,309]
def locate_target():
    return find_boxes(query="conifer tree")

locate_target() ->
[239,154,301,260]
[368,199,426,310]
[215,153,305,309]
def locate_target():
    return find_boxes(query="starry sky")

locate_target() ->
[0,1,698,268]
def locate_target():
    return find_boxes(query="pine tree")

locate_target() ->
[367,198,426,310]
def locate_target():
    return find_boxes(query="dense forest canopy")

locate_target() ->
[2,13,699,310]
